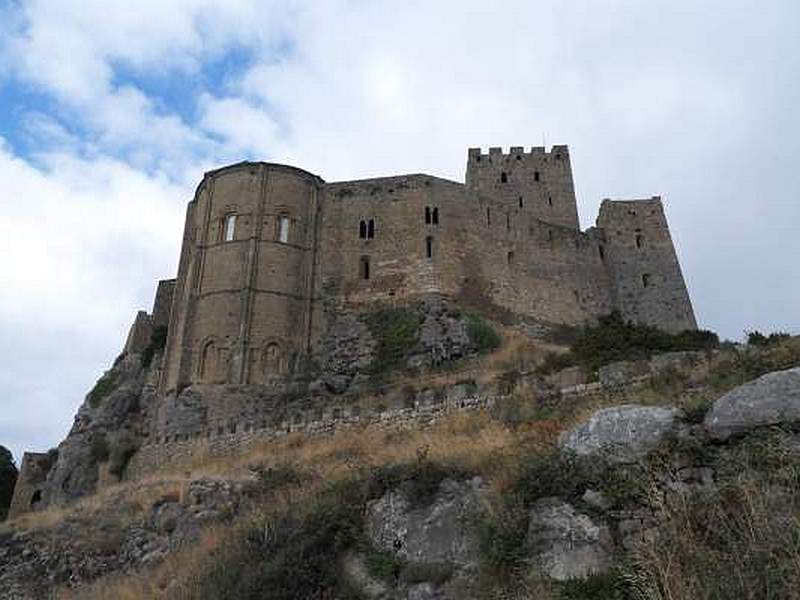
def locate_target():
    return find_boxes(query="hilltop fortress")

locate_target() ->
[145,145,695,393]
[7,144,699,519]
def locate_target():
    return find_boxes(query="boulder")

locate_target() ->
[367,477,486,571]
[560,404,681,463]
[649,351,706,376]
[527,498,613,580]
[704,367,800,440]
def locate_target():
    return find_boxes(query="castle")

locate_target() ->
[132,144,695,394]
[7,145,698,519]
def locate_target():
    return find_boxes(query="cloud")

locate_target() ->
[1,0,799,462]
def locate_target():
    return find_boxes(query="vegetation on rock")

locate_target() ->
[0,445,17,521]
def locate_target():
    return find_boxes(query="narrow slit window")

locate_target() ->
[360,256,370,280]
[359,220,367,239]
[518,196,523,208]
[506,213,511,231]
[507,251,514,265]
[223,214,236,242]
[500,172,508,183]
[425,207,431,224]
[642,273,651,288]
[598,245,605,260]
[548,197,553,207]
[426,236,433,259]
[534,171,540,182]
[432,207,439,225]
[279,216,290,243]
[368,219,375,239]
[486,207,491,226]
[635,234,644,249]
[548,230,553,242]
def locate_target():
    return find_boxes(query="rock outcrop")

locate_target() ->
[705,367,800,440]
[559,404,682,463]
[527,498,613,580]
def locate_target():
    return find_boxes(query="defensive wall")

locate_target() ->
[143,145,696,394]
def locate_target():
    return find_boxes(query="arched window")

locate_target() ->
[368,219,375,239]
[223,214,236,242]
[359,220,367,239]
[278,215,290,243]
[263,343,284,376]
[635,234,644,249]
[425,207,431,224]
[360,256,370,280]
[200,340,218,383]
[426,236,433,259]
[507,251,514,265]
[548,197,553,207]
[500,172,508,183]
[432,207,439,225]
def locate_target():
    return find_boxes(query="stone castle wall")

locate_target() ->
[153,145,697,393]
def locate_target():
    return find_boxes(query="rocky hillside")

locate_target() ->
[2,316,799,599]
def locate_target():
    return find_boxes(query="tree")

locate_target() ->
[0,445,18,521]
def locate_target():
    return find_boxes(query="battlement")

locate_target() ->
[467,145,570,163]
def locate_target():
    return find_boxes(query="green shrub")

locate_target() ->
[140,325,168,368]
[364,307,422,375]
[557,571,626,600]
[536,312,719,375]
[0,445,18,521]
[365,549,406,581]
[87,370,119,408]
[466,312,502,353]
[746,329,791,347]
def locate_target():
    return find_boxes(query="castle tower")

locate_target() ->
[465,146,580,230]
[160,162,323,394]
[596,197,697,332]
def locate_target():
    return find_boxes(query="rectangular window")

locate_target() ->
[224,214,236,242]
[279,216,290,243]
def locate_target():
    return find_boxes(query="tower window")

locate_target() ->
[635,234,644,249]
[223,214,236,242]
[359,220,367,239]
[506,213,511,231]
[547,230,553,242]
[425,207,431,224]
[534,171,540,182]
[548,197,553,207]
[500,172,508,183]
[432,207,439,225]
[426,236,433,259]
[518,196,523,208]
[368,219,375,239]
[360,256,370,280]
[278,216,290,243]
[598,245,605,260]
[642,273,651,288]
[486,207,491,226]
[507,251,514,265]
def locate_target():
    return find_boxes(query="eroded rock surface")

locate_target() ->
[560,404,682,463]
[527,497,613,581]
[367,477,486,570]
[705,367,800,440]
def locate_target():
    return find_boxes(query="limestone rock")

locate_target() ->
[527,497,613,581]
[367,477,486,571]
[704,367,800,440]
[560,404,681,463]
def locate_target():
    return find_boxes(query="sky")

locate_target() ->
[1,0,798,464]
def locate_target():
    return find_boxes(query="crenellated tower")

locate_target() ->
[465,145,580,230]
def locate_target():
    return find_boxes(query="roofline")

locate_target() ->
[194,161,325,198]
